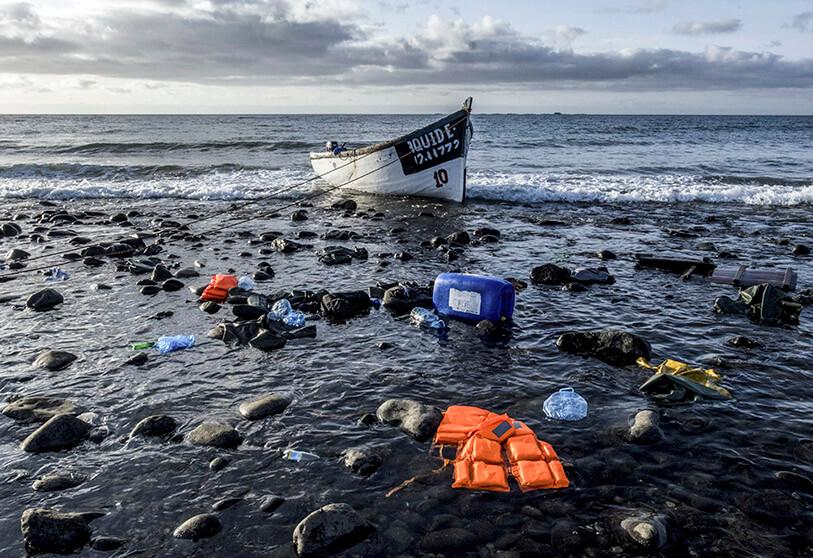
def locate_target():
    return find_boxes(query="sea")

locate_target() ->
[1,114,811,204]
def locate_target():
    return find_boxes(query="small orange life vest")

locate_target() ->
[200,274,238,303]
[434,405,569,492]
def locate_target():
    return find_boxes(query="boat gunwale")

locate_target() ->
[309,108,470,161]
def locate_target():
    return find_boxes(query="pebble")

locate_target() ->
[376,399,442,442]
[292,503,373,558]
[727,335,761,349]
[620,513,668,549]
[90,536,127,551]
[140,285,162,295]
[5,248,30,260]
[33,350,77,371]
[200,301,221,314]
[175,267,200,278]
[342,447,383,476]
[212,497,242,511]
[124,353,149,366]
[238,393,290,420]
[209,456,230,471]
[21,414,91,453]
[32,472,86,492]
[627,410,664,445]
[793,244,810,256]
[162,278,185,292]
[556,329,651,366]
[172,513,222,540]
[529,263,572,285]
[186,422,241,449]
[259,495,285,513]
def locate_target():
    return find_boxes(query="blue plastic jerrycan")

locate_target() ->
[432,272,515,322]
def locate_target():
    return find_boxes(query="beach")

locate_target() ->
[1,114,812,556]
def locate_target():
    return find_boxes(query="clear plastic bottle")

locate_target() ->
[269,299,293,321]
[237,276,256,291]
[283,449,320,462]
[282,311,306,327]
[410,307,447,330]
[45,267,70,282]
[543,387,588,421]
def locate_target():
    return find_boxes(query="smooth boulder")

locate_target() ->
[238,394,290,420]
[186,422,241,449]
[33,350,77,371]
[32,472,86,492]
[620,513,668,549]
[292,503,373,558]
[342,447,383,476]
[556,330,651,366]
[21,414,91,453]
[26,288,64,311]
[129,415,178,439]
[21,508,101,555]
[376,399,442,442]
[627,410,664,445]
[173,513,222,540]
[2,396,79,423]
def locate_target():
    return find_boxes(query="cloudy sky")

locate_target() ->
[1,0,812,113]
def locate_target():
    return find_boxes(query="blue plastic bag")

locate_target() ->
[154,335,195,355]
[543,387,588,421]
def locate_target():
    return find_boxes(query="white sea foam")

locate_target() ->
[1,167,811,205]
[466,171,813,205]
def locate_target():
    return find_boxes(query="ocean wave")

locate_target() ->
[466,172,813,205]
[0,140,315,155]
[0,162,271,180]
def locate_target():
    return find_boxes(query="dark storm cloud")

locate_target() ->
[1,1,812,92]
[673,19,742,35]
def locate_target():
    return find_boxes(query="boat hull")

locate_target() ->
[310,108,471,203]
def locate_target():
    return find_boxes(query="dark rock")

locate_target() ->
[33,350,77,371]
[140,285,161,295]
[186,423,241,449]
[696,242,717,251]
[2,222,22,236]
[357,413,377,425]
[571,266,615,285]
[173,513,222,540]
[200,301,221,314]
[238,393,290,420]
[26,288,64,311]
[323,229,360,241]
[447,230,470,245]
[175,267,200,278]
[562,282,588,292]
[291,209,309,221]
[421,528,478,554]
[429,236,447,248]
[212,498,242,511]
[530,263,572,285]
[249,330,287,351]
[474,227,501,239]
[627,410,664,445]
[343,447,383,476]
[253,269,274,281]
[232,304,267,320]
[129,415,178,438]
[124,353,149,366]
[331,199,357,211]
[5,248,30,260]
[381,285,433,315]
[136,279,156,287]
[597,249,617,260]
[209,457,229,471]
[376,399,442,442]
[556,330,651,366]
[110,213,128,223]
[727,336,761,349]
[259,495,285,513]
[318,246,359,265]
[610,217,631,225]
[21,414,91,453]
[272,238,304,253]
[320,291,371,320]
[292,503,373,558]
[151,265,173,282]
[162,278,184,292]
[90,536,127,551]
[394,251,413,262]
[32,472,86,492]
[2,397,79,423]
[83,257,105,267]
[793,244,810,256]
[21,508,99,555]
[80,245,105,257]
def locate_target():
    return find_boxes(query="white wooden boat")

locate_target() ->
[310,98,473,202]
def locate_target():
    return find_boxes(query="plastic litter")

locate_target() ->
[44,267,70,282]
[131,342,155,350]
[432,272,515,322]
[543,388,588,421]
[637,357,731,401]
[268,299,306,327]
[410,307,447,330]
[237,275,256,291]
[154,335,196,355]
[283,449,320,462]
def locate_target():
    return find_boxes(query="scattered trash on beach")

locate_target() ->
[410,307,446,330]
[543,387,588,421]
[200,274,238,303]
[131,342,155,350]
[434,406,569,492]
[432,272,515,322]
[237,275,256,291]
[154,335,196,355]
[637,357,731,402]
[44,267,69,282]
[283,449,320,462]
[268,299,306,327]
[714,283,802,326]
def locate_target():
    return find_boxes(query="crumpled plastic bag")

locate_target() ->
[637,357,731,402]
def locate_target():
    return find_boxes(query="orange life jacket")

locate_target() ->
[200,274,238,303]
[434,405,569,492]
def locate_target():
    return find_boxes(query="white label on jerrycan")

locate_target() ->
[448,288,481,315]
